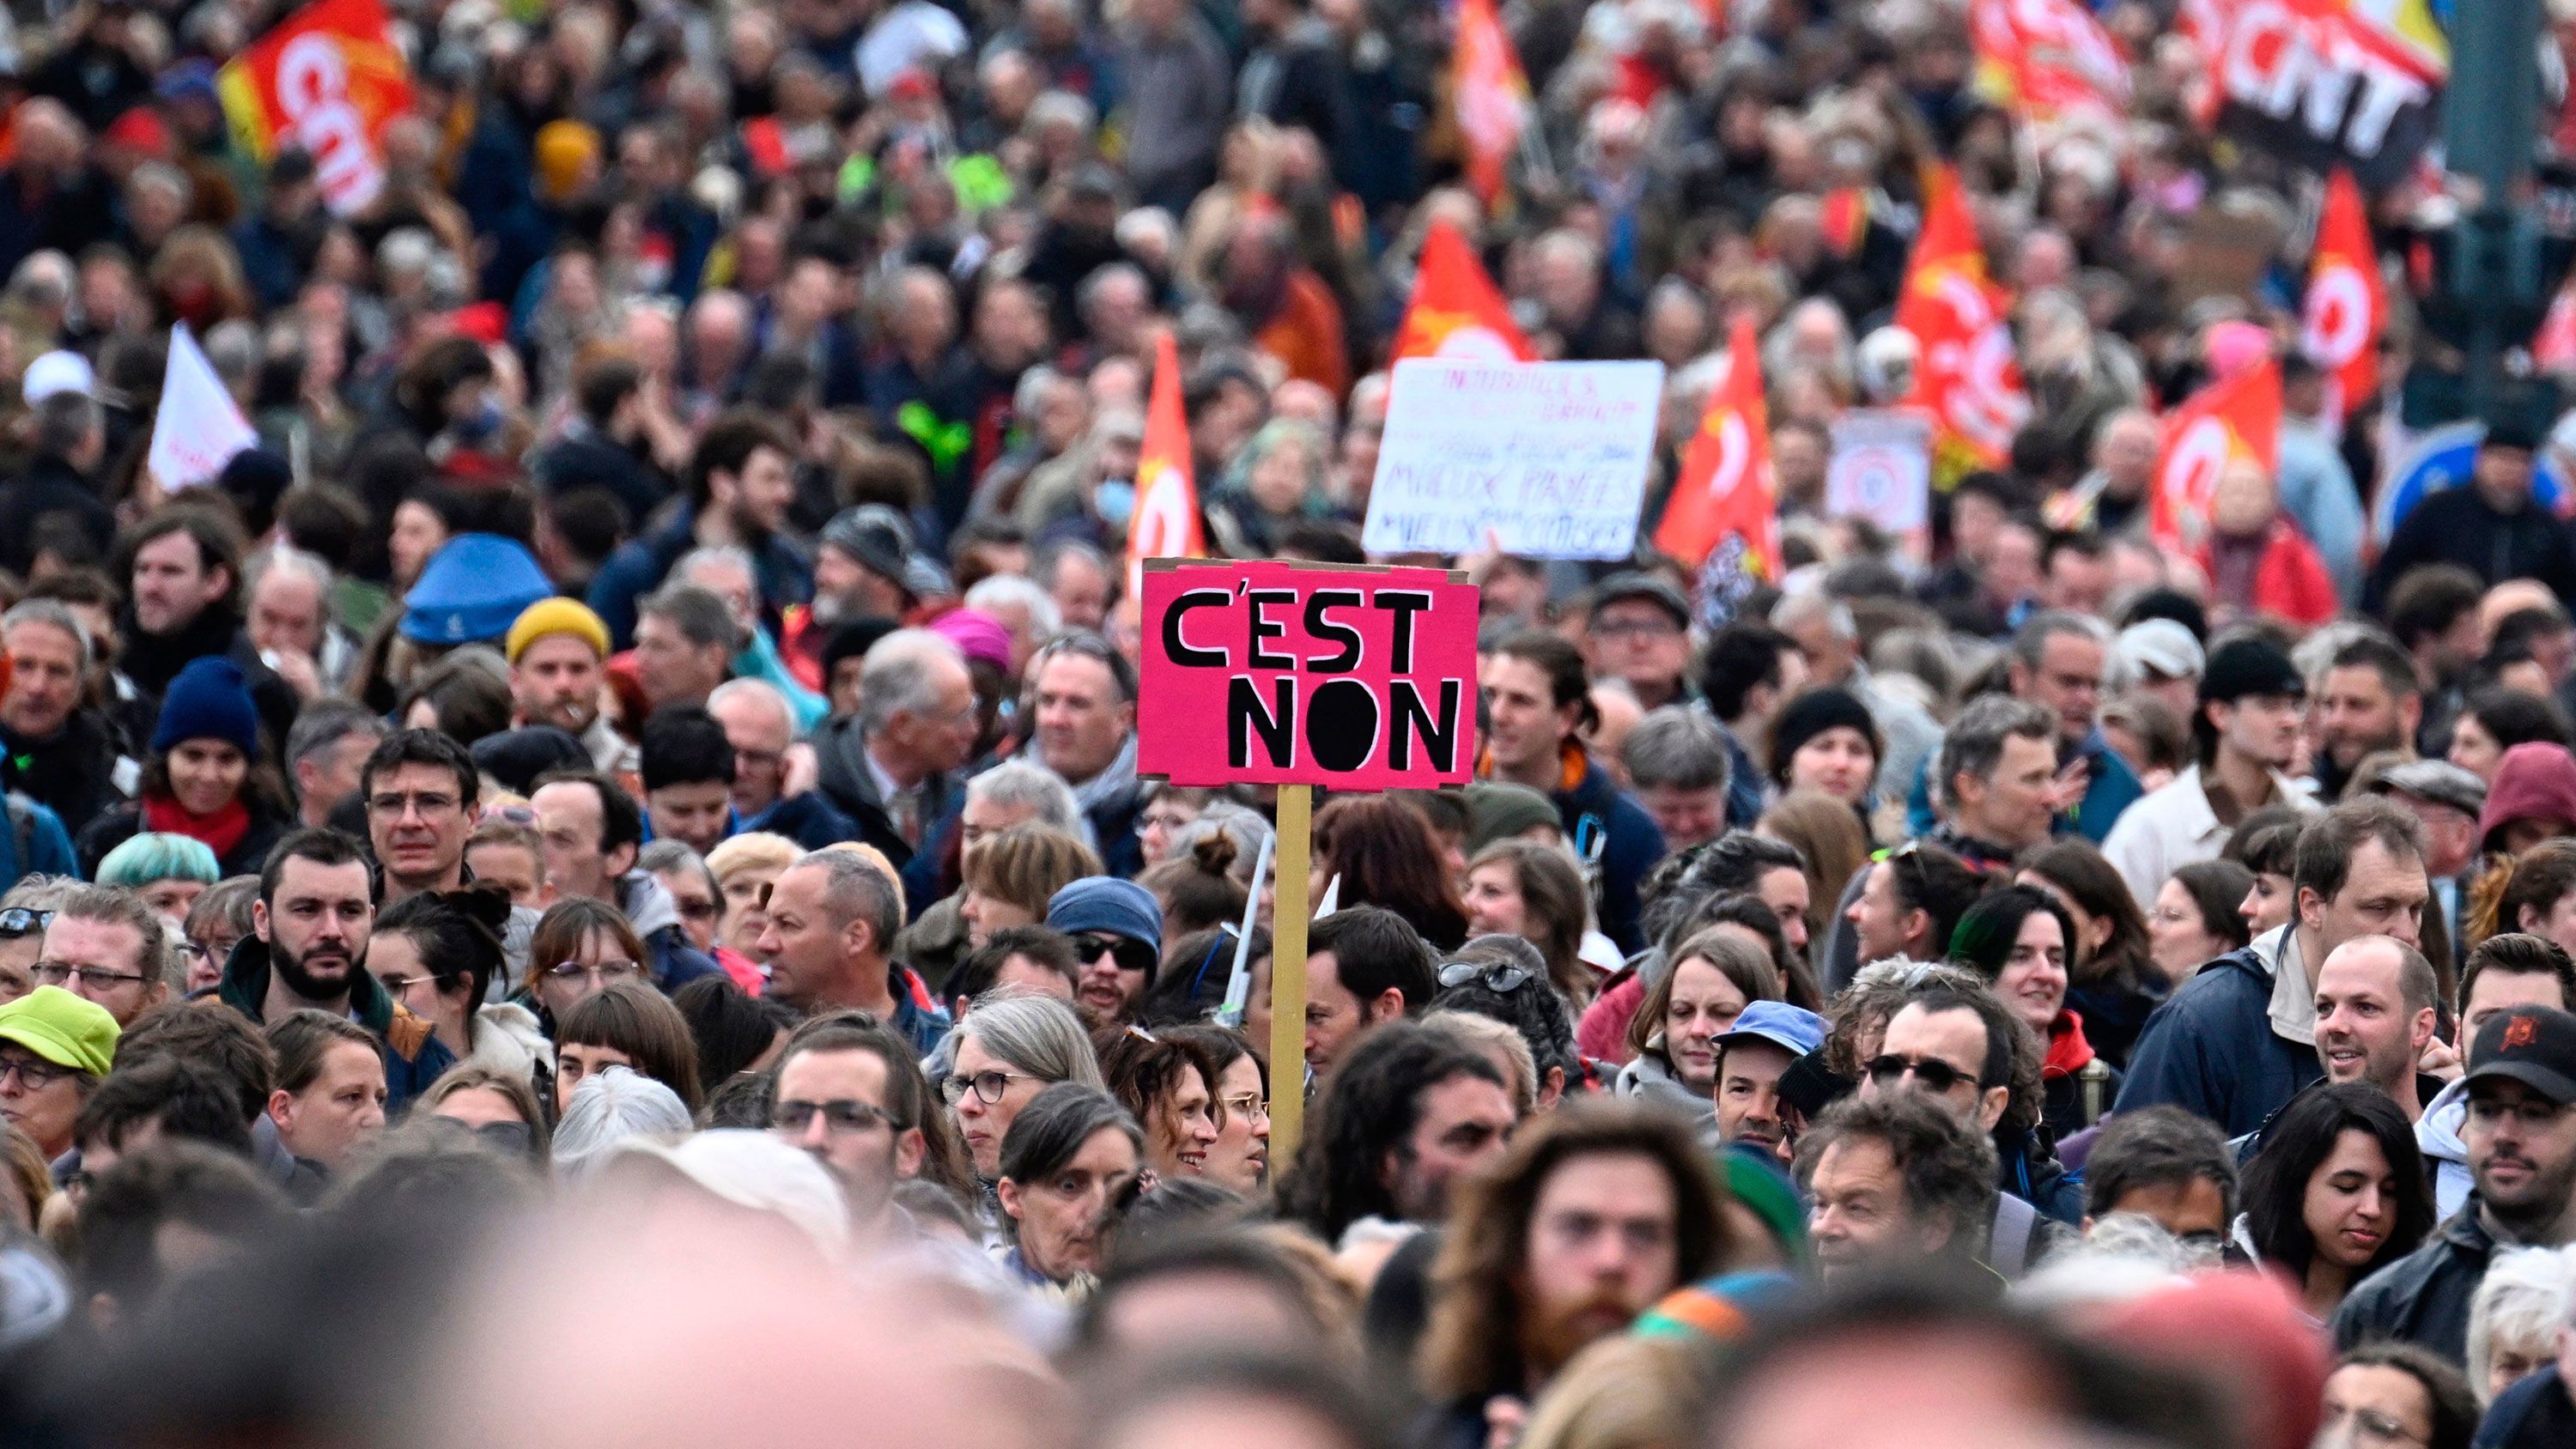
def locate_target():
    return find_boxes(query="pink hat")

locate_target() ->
[928,608,1012,670]
[2203,320,2273,380]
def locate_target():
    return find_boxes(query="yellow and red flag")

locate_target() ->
[1452,0,1531,205]
[1126,330,1206,598]
[1394,221,1537,363]
[2300,170,2384,428]
[1893,167,2028,472]
[1971,0,2129,128]
[2153,357,2283,547]
[1654,317,1777,576]
[217,0,411,217]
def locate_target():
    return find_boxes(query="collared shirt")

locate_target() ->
[865,743,929,847]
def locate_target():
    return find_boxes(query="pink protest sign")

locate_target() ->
[1138,560,1479,790]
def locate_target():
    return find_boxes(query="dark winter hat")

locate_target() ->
[819,505,914,588]
[470,726,590,797]
[2197,638,2306,707]
[401,535,555,646]
[1765,687,1881,788]
[151,657,260,757]
[1046,877,1163,956]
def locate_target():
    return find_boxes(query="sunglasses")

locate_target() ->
[1074,932,1156,977]
[1865,1053,1990,1095]
[0,907,52,940]
[1437,961,1534,994]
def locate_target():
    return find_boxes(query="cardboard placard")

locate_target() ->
[1137,560,1479,790]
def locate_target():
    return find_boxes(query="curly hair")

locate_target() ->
[1272,1022,1505,1244]
[1092,1024,1221,1170]
[1428,935,1582,1089]
[1791,1090,2000,1265]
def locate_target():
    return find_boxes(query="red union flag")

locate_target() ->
[1654,317,1777,576]
[1971,0,2129,126]
[1452,0,1530,204]
[1125,330,1206,603]
[2300,169,2383,427]
[217,0,412,215]
[1894,168,2028,470]
[1394,221,1536,363]
[2153,358,2283,547]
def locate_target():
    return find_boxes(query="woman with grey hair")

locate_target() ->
[2466,1245,2576,1404]
[945,991,1106,1191]
[550,1065,693,1183]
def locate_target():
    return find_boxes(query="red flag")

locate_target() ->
[1126,330,1206,597]
[1970,0,2128,127]
[1893,167,2028,470]
[2152,358,2283,548]
[1452,0,1530,204]
[1654,317,1777,576]
[1394,221,1537,363]
[216,0,412,215]
[2300,170,2383,428]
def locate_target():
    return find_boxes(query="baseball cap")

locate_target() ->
[2465,1005,2576,1106]
[2198,637,2305,706]
[1711,1001,1826,1060]
[0,985,118,1077]
[610,1130,850,1262]
[21,350,93,403]
[2371,759,2487,820]
[2117,618,2204,683]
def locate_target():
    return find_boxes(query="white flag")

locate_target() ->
[146,324,258,492]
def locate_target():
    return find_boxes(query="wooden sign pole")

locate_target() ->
[1266,782,1313,1171]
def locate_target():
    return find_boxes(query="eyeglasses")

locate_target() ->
[1437,961,1534,993]
[0,907,52,939]
[674,899,720,922]
[544,959,644,985]
[772,1099,907,1134]
[1592,617,1681,640]
[942,1068,1032,1105]
[377,970,453,996]
[368,791,462,818]
[30,961,152,991]
[1865,1053,1989,1095]
[0,1055,75,1090]
[1219,1091,1267,1122]
[1073,933,1155,977]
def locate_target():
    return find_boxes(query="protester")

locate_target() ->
[995,1082,1143,1292]
[2237,1083,2437,1323]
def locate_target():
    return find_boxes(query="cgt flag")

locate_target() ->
[1970,0,2129,128]
[2153,357,2282,548]
[217,0,413,216]
[1394,221,1536,363]
[1894,167,2029,473]
[1654,316,1777,579]
[1124,330,1206,603]
[1452,0,1531,204]
[2300,169,2383,429]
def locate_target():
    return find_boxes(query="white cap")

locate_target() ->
[2117,618,2206,684]
[611,1130,851,1262]
[21,349,91,403]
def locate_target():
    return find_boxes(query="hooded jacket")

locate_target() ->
[2329,1202,2500,1361]
[616,870,726,993]
[1613,1039,1709,1120]
[2477,743,2576,853]
[2113,925,2326,1137]
[2415,1075,2474,1222]
[216,934,456,1113]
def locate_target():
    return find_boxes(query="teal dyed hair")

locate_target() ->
[95,832,222,889]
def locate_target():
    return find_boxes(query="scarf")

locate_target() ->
[2042,1009,2096,1082]
[1070,730,1139,817]
[143,793,251,863]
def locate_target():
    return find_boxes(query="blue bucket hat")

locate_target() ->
[402,535,556,646]
[150,657,260,757]
[1046,877,1162,955]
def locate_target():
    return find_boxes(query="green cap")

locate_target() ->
[0,985,118,1077]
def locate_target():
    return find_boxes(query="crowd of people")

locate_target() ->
[0,0,2572,1446]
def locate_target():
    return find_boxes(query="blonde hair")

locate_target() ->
[1422,1009,1538,1114]
[705,831,801,883]
[1514,1335,1716,1449]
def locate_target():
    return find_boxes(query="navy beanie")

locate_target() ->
[152,658,262,757]
[1046,877,1163,956]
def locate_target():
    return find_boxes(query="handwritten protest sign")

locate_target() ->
[1363,359,1664,560]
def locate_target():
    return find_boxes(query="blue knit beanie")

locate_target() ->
[401,535,556,645]
[151,658,261,757]
[1045,877,1163,955]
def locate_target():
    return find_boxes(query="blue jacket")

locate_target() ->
[586,506,815,649]
[738,791,863,852]
[0,791,79,889]
[2474,1364,2576,1449]
[1553,753,1667,955]
[1906,725,2142,845]
[2111,930,2323,1137]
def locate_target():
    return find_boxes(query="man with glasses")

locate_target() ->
[0,982,116,1161]
[1583,574,1694,712]
[1859,981,2084,1239]
[36,884,167,1025]
[1045,877,1163,1027]
[769,1015,932,1243]
[707,677,856,851]
[812,629,977,884]
[360,729,480,902]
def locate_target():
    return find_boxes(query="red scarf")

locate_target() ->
[2042,1010,2097,1082]
[143,794,251,864]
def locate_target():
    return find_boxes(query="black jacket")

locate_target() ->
[527,431,671,524]
[2366,487,2576,612]
[2475,1365,2576,1449]
[0,452,115,575]
[811,714,963,909]
[76,798,291,879]
[2330,1203,2499,1362]
[0,706,131,837]
[115,604,301,754]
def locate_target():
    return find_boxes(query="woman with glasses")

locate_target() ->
[552,980,703,1119]
[94,833,221,929]
[942,992,1104,1192]
[1092,1025,1221,1182]
[1159,1023,1268,1193]
[1461,840,1593,1005]
[181,877,258,995]
[1618,926,1779,1111]
[373,887,551,1104]
[1133,785,1213,870]
[421,1064,552,1164]
[2317,1343,2478,1449]
[2237,1083,2434,1324]
[995,1083,1145,1295]
[521,898,653,1035]
[76,657,294,878]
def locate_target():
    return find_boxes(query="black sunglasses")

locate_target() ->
[1075,932,1156,977]
[1865,1053,1990,1095]
[1437,961,1534,994]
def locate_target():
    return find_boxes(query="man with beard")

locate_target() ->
[1273,1023,1515,1246]
[215,828,453,1111]
[112,509,296,751]
[587,410,811,648]
[2334,1005,2576,1359]
[768,1015,931,1246]
[1798,1091,2002,1282]
[781,506,916,693]
[506,599,630,773]
[1417,1101,1729,1440]
[2314,634,2423,802]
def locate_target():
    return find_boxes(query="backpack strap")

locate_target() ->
[4,792,34,875]
[1987,1192,2041,1278]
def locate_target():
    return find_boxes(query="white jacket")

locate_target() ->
[2101,764,2318,911]
[2415,1075,2473,1222]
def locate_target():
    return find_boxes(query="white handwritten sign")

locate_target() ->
[1363,359,1665,559]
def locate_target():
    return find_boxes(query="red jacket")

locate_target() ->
[2196,518,2337,628]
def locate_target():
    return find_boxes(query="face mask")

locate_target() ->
[454,396,505,445]
[1095,479,1135,527]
